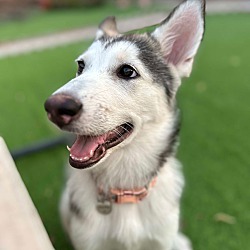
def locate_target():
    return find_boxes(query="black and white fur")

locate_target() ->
[45,0,205,249]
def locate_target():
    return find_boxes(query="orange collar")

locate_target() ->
[96,177,157,214]
[98,177,157,205]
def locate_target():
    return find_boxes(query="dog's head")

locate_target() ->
[45,0,205,170]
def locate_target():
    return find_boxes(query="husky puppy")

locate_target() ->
[44,0,205,249]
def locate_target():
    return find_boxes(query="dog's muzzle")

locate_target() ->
[44,94,82,128]
[45,93,134,170]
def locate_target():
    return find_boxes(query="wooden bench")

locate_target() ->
[0,137,54,250]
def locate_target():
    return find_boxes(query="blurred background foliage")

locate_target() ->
[0,0,162,20]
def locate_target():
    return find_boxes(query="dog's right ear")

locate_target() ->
[152,0,205,78]
[96,16,119,39]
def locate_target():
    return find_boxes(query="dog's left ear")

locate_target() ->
[96,16,119,39]
[152,0,205,78]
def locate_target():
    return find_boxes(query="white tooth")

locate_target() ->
[67,145,71,152]
[70,154,86,162]
[90,150,94,157]
[84,156,89,161]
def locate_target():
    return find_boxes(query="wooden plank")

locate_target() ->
[0,137,54,250]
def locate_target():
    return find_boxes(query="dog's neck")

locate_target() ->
[90,111,179,191]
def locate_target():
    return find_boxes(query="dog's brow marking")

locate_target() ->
[132,35,174,100]
[99,34,174,100]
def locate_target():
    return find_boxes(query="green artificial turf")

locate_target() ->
[178,14,250,249]
[0,14,249,249]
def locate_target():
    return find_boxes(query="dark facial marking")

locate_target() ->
[99,34,174,100]
[133,35,174,100]
[77,59,85,76]
[158,110,181,168]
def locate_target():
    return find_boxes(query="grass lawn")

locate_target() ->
[0,3,167,43]
[0,13,250,249]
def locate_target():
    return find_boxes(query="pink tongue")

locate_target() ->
[70,135,106,160]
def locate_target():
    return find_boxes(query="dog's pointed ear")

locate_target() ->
[152,0,205,78]
[96,16,119,39]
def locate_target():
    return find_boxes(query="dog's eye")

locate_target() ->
[77,60,85,76]
[117,65,139,80]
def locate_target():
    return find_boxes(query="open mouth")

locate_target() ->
[68,123,134,169]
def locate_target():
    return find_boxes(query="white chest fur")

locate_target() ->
[60,157,184,250]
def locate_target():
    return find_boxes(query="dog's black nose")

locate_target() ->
[44,94,82,128]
